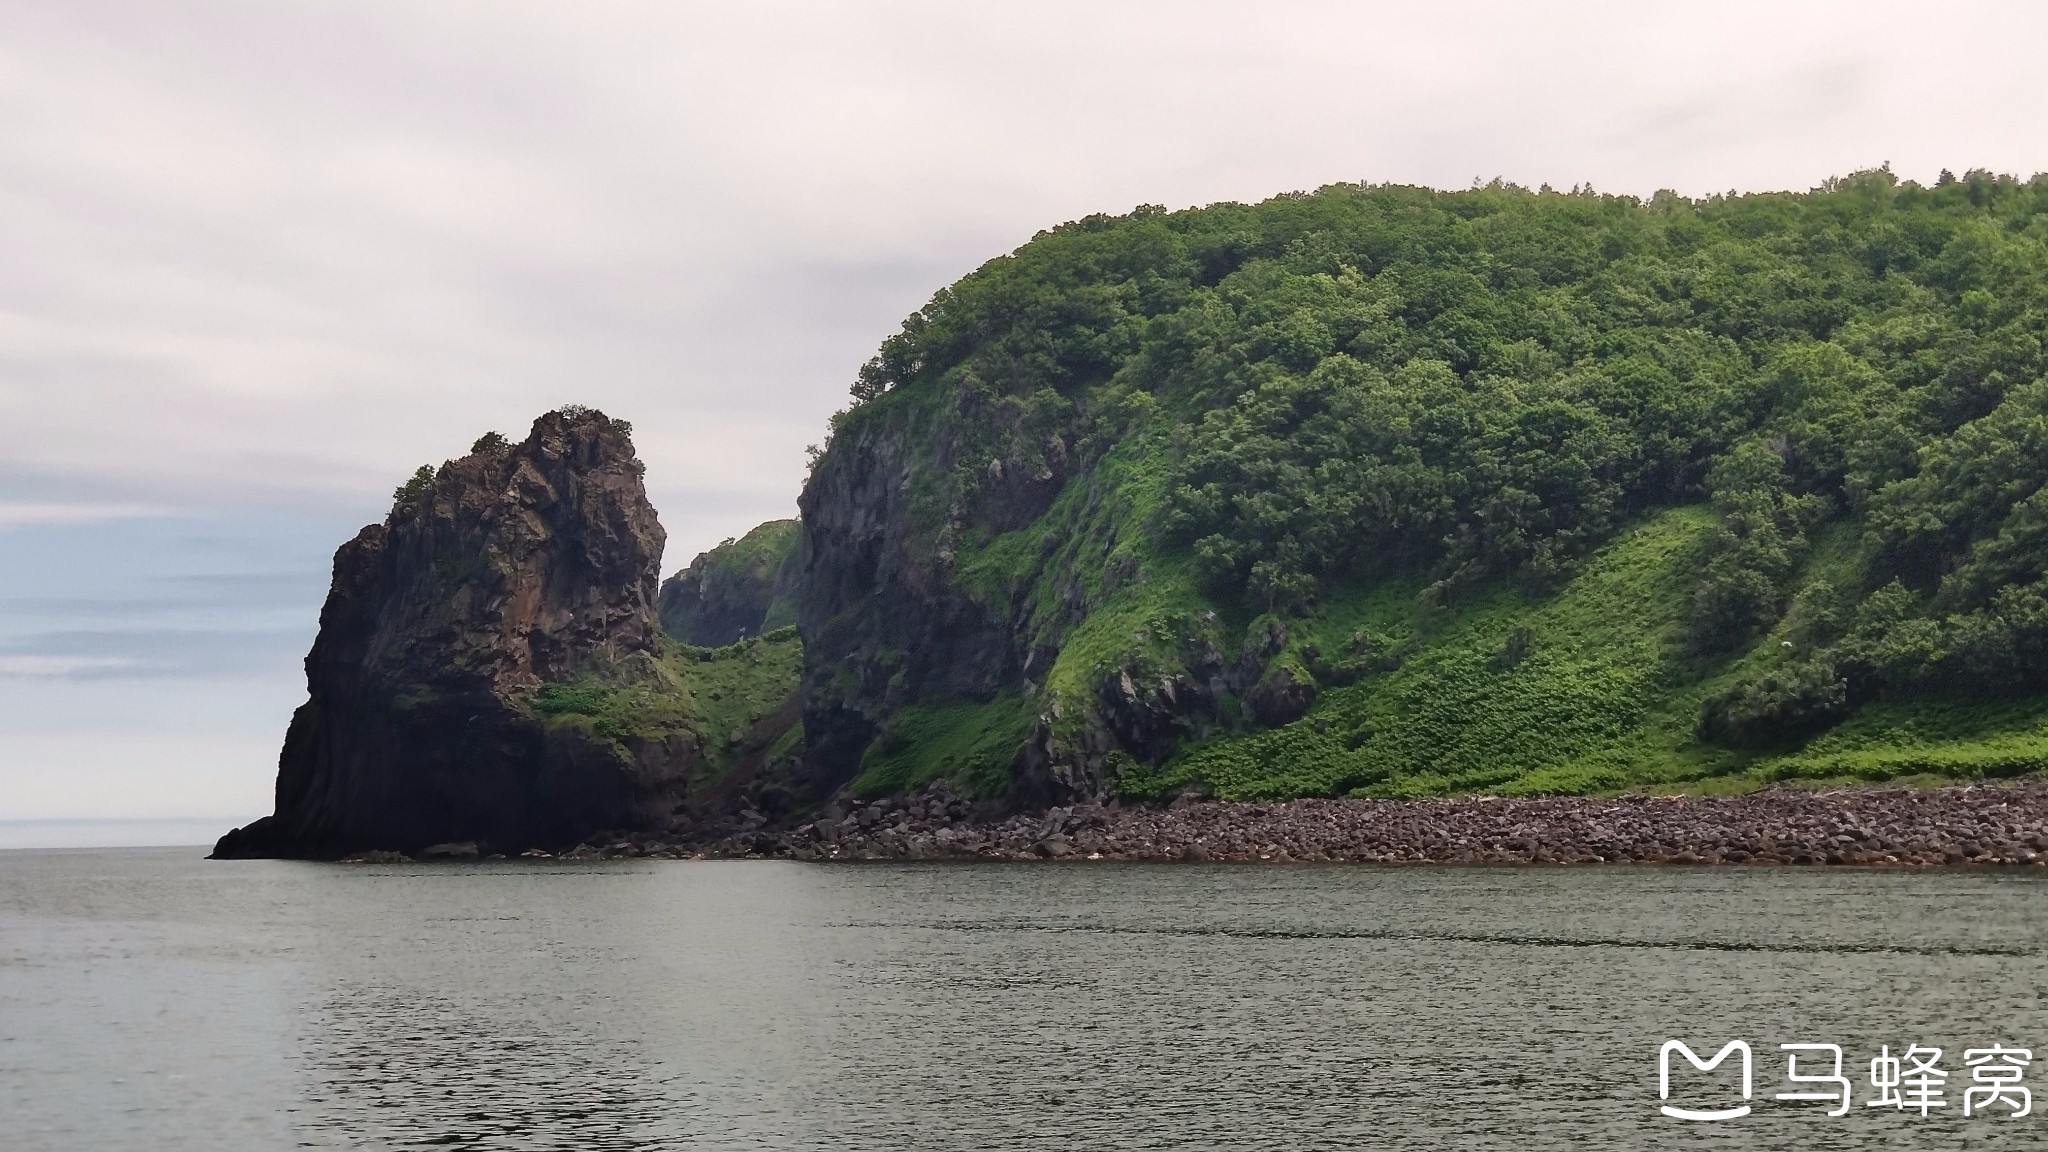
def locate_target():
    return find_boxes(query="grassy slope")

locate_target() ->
[532,628,805,802]
[1130,505,2048,799]
[1751,697,2048,787]
[850,692,1039,798]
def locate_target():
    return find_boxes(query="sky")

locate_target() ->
[3,0,2047,840]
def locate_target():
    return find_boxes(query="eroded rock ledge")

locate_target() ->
[360,780,2048,866]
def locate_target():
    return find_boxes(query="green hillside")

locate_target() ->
[794,168,2048,803]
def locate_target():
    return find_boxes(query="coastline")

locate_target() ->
[335,779,2048,867]
[765,780,2048,866]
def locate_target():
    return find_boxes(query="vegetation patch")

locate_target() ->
[852,692,1041,799]
[1745,696,2048,785]
[1115,507,1721,798]
[530,628,805,789]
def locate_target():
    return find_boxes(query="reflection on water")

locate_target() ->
[2,851,2045,1150]
[301,984,681,1150]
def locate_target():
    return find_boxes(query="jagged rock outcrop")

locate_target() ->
[658,518,801,645]
[213,409,693,858]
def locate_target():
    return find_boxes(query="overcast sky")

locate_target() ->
[3,0,2046,838]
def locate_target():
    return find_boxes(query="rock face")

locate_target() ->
[793,400,1314,808]
[657,518,801,645]
[795,418,1030,797]
[213,409,690,858]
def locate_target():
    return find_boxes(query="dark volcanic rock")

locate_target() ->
[795,421,1025,797]
[657,519,801,646]
[213,409,691,858]
[1245,664,1317,727]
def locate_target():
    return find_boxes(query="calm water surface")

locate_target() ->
[2,849,2043,1150]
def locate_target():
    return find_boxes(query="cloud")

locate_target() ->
[0,655,140,679]
[0,628,309,680]
[0,502,174,527]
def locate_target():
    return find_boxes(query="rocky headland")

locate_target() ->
[216,405,2048,868]
[214,408,698,858]
[215,176,2048,862]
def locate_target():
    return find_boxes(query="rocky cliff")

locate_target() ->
[795,406,1067,803]
[213,409,697,857]
[658,519,801,645]
[793,400,1295,808]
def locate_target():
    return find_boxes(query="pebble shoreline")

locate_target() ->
[366,780,2048,866]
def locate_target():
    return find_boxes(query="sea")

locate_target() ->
[1,846,2043,1150]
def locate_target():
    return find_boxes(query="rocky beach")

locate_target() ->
[366,779,2048,868]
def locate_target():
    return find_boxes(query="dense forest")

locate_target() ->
[792,168,2048,802]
